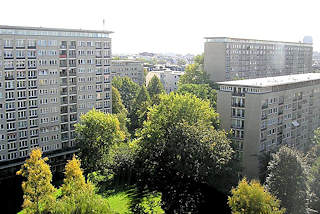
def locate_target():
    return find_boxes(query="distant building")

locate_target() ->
[111,60,144,85]
[204,37,313,82]
[217,73,320,178]
[146,70,184,93]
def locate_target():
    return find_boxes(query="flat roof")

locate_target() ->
[204,37,312,46]
[217,73,320,87]
[0,25,113,34]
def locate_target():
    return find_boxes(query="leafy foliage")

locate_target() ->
[228,178,285,214]
[75,109,125,174]
[177,83,217,109]
[16,148,56,214]
[133,93,233,213]
[129,85,151,133]
[179,54,210,85]
[147,75,165,104]
[309,157,320,212]
[53,156,111,214]
[266,146,309,214]
[112,86,129,138]
[112,76,140,113]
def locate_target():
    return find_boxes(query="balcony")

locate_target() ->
[261,103,268,109]
[69,71,77,76]
[59,54,67,58]
[232,92,245,97]
[61,115,69,123]
[60,70,67,77]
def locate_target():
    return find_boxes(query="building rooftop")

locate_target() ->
[204,37,312,46]
[217,73,320,88]
[0,25,113,38]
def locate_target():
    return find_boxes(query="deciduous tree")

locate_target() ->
[75,109,125,174]
[147,75,165,104]
[228,178,285,214]
[266,146,309,214]
[177,83,217,109]
[133,93,233,213]
[129,85,151,133]
[112,76,140,113]
[16,148,56,214]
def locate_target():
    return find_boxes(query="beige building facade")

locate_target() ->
[217,73,320,178]
[0,25,112,166]
[204,37,313,82]
[111,60,144,85]
[146,70,184,93]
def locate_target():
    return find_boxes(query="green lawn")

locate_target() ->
[106,191,131,214]
[104,187,164,214]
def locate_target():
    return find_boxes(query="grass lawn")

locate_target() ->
[104,187,164,214]
[106,190,132,214]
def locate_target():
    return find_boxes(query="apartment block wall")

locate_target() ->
[204,38,313,82]
[0,26,112,165]
[111,60,144,85]
[217,77,320,178]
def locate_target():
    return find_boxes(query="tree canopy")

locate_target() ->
[228,178,285,214]
[112,76,140,113]
[178,54,210,85]
[177,83,217,109]
[75,109,125,174]
[147,75,165,104]
[16,148,56,214]
[266,146,308,214]
[129,85,151,133]
[133,93,232,213]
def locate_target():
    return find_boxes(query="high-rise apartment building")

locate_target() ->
[0,25,112,166]
[111,60,144,85]
[217,73,320,178]
[204,37,313,82]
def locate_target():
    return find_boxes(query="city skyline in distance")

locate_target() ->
[1,0,319,54]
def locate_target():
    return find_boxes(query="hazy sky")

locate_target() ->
[1,0,319,54]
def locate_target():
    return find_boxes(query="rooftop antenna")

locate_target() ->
[102,18,105,31]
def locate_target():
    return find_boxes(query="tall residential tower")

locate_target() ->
[0,25,112,167]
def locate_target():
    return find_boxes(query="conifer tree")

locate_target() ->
[16,148,56,214]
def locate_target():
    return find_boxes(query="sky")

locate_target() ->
[1,0,320,54]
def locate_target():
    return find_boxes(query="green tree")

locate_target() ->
[179,54,210,85]
[129,85,151,133]
[112,76,140,113]
[54,156,111,214]
[133,93,233,213]
[75,109,125,174]
[16,148,56,214]
[177,83,217,109]
[266,146,309,214]
[147,75,165,104]
[228,178,285,214]
[309,157,320,212]
[112,86,129,137]
[112,86,127,115]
